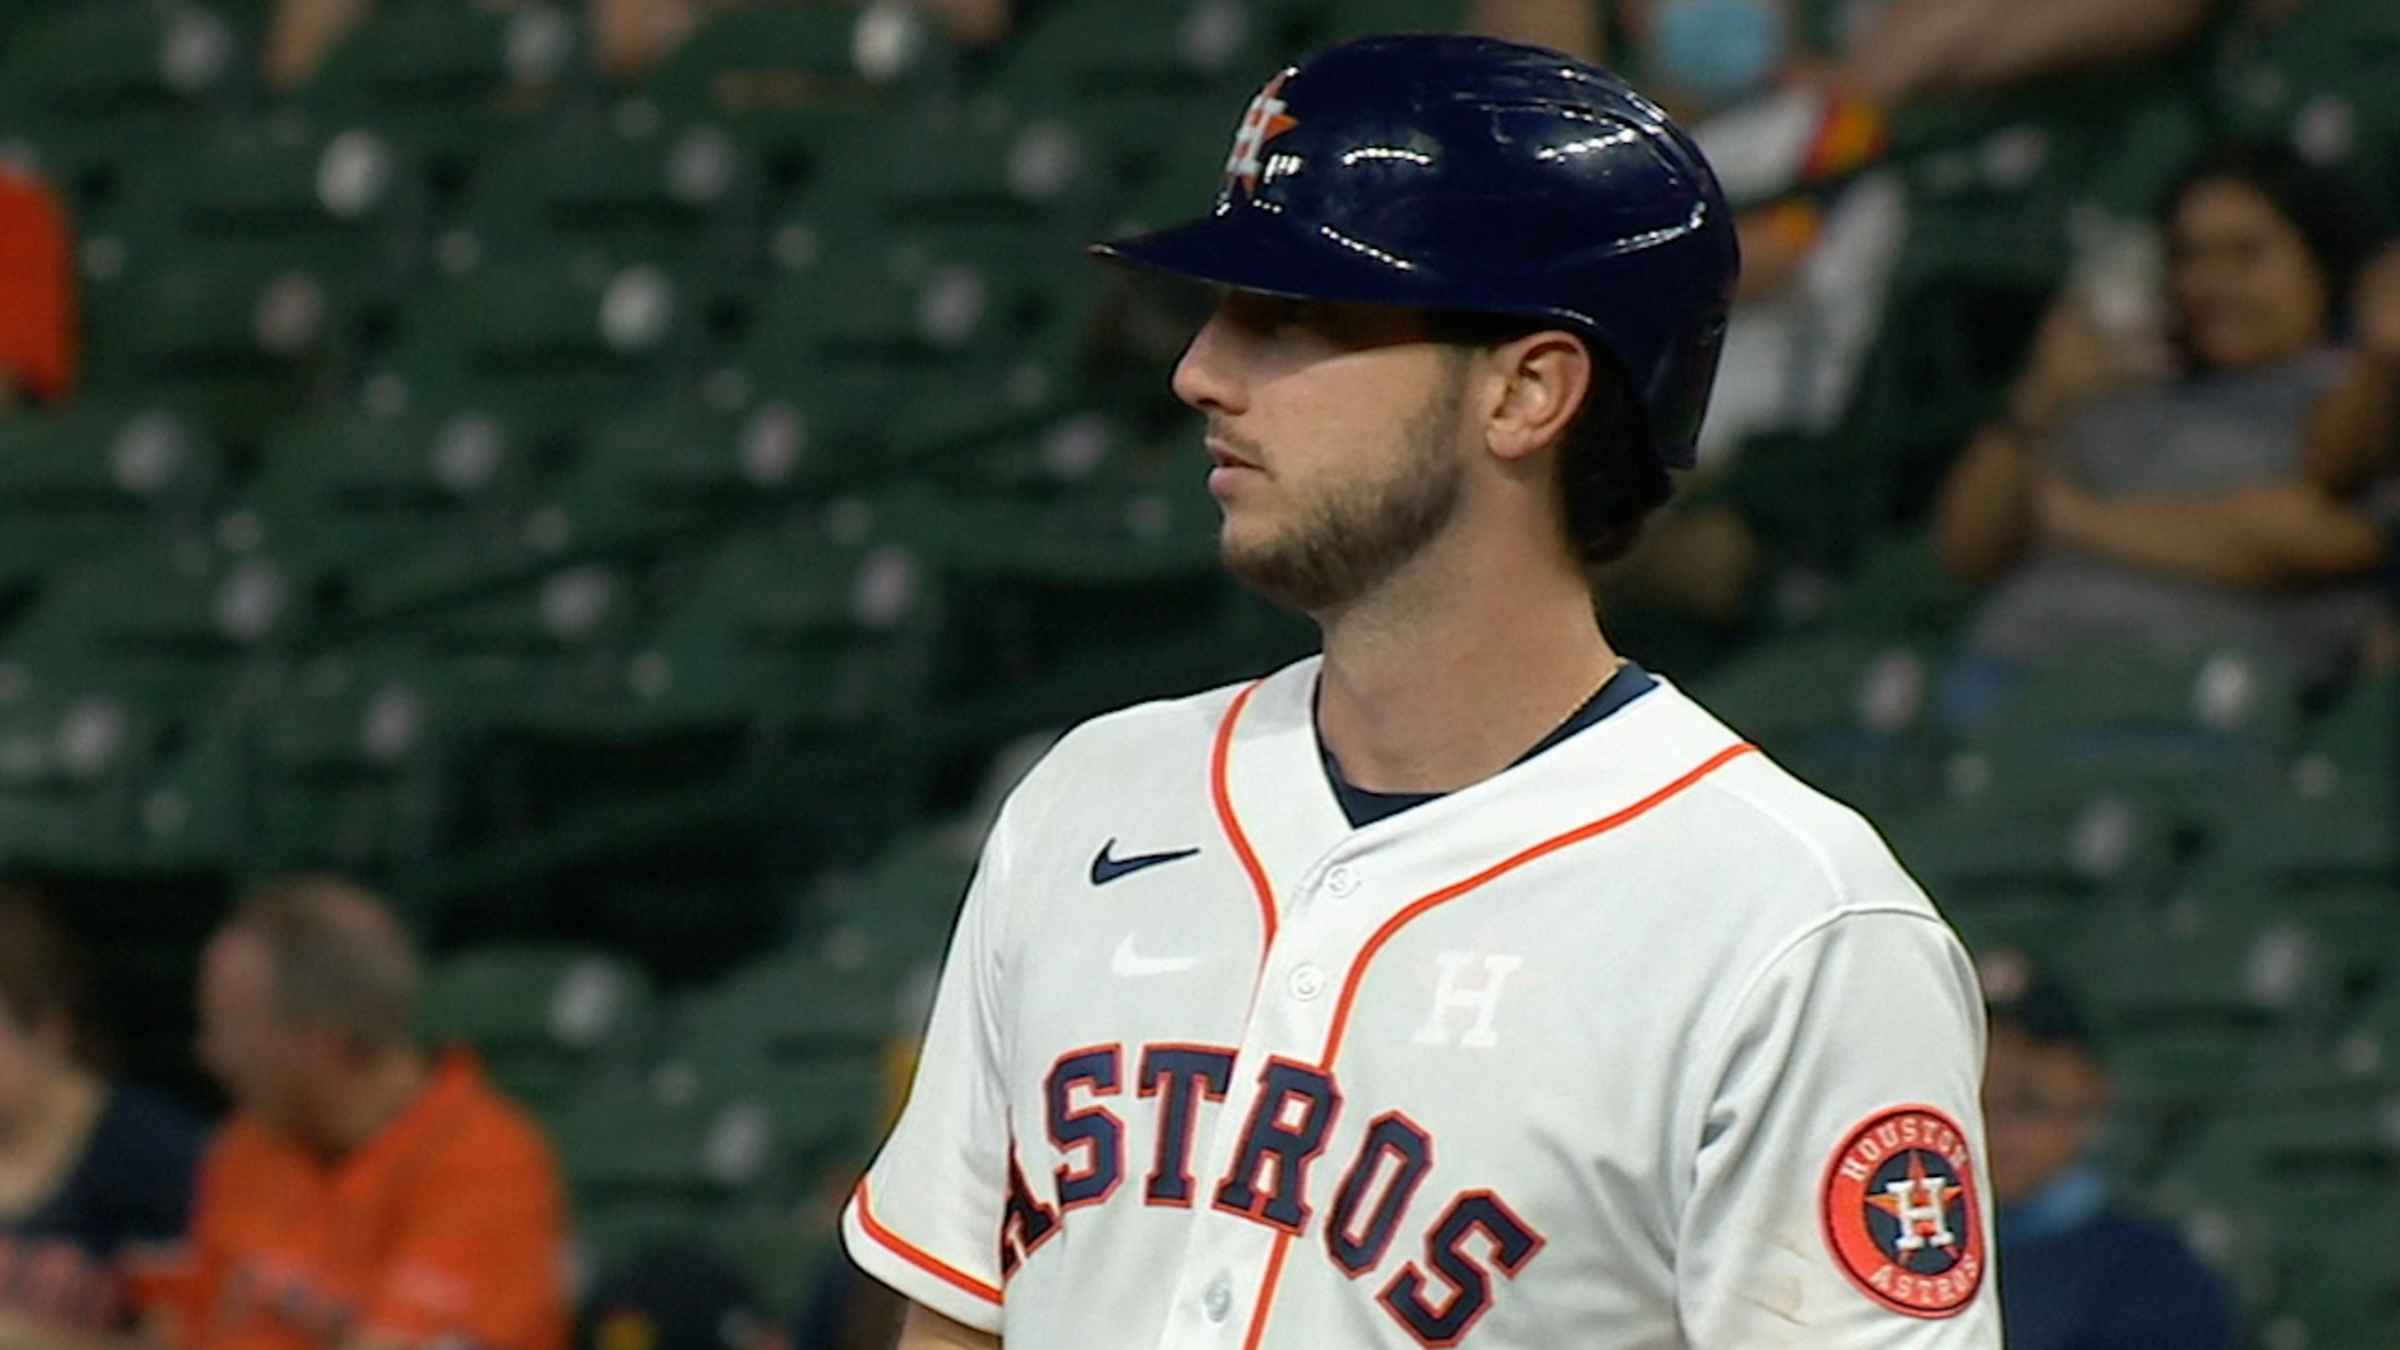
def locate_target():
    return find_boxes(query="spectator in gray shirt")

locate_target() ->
[1936,146,2398,718]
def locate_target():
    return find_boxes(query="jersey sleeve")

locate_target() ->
[357,1115,570,1350]
[840,819,1017,1332]
[1676,908,2003,1348]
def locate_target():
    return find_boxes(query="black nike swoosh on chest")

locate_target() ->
[1090,839,1202,886]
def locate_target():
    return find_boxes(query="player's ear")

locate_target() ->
[1481,330,1591,464]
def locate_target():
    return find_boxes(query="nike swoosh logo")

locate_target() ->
[1111,935,1198,979]
[1090,838,1201,886]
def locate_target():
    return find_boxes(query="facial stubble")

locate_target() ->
[1218,370,1469,614]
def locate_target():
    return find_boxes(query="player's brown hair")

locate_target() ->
[0,883,91,1054]
[229,874,421,1052]
[1427,312,1672,573]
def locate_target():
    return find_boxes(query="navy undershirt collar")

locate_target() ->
[1319,662,1659,829]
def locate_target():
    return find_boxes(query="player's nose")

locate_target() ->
[1172,306,1248,416]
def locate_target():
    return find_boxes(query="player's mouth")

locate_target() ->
[1206,437,1262,471]
[1206,436,1267,498]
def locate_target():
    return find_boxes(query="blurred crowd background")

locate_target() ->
[0,1,2394,1348]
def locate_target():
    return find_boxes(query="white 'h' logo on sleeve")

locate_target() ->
[1412,951,1524,1049]
[1886,1177,1958,1252]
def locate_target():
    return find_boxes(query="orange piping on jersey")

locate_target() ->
[1237,739,1758,1349]
[852,1177,1005,1305]
[1242,1228,1298,1350]
[1318,741,1759,1066]
[1211,679,1278,962]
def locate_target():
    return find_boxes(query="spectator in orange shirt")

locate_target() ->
[0,166,77,410]
[174,877,570,1350]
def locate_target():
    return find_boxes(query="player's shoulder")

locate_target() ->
[1645,679,1941,928]
[998,658,1316,820]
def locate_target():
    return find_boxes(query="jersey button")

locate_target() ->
[1324,864,1358,897]
[1203,1272,1233,1323]
[1289,963,1326,1001]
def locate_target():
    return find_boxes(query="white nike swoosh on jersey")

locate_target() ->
[1110,935,1199,978]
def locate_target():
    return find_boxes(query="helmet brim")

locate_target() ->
[1090,209,1445,312]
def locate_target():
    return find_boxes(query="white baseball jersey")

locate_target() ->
[843,657,2000,1347]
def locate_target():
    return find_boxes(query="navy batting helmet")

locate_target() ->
[1091,34,1740,470]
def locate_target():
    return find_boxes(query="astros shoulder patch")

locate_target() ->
[1819,1104,1986,1318]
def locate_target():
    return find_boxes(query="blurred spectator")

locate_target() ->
[176,876,568,1350]
[263,0,365,90]
[1834,0,2213,111]
[266,0,1016,85]
[1935,146,2396,711]
[1980,951,2238,1350]
[0,166,77,410]
[0,889,202,1343]
[1598,0,2237,628]
[1468,0,1604,61]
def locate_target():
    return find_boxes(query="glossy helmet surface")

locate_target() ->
[1092,34,1741,469]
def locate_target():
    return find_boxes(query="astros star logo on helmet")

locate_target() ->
[1223,69,1300,198]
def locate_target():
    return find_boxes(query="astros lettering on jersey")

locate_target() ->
[842,658,1999,1346]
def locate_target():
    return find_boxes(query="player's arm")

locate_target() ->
[893,1302,1002,1349]
[840,821,1022,1335]
[1675,905,2001,1346]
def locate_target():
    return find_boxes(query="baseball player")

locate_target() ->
[843,34,1999,1349]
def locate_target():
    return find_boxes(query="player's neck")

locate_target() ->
[1313,550,1619,796]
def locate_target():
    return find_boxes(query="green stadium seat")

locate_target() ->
[663,945,931,1065]
[1816,531,1981,645]
[0,3,243,220]
[1690,633,1939,818]
[1879,777,2183,905]
[2059,899,2336,1109]
[243,405,545,576]
[1304,0,1471,41]
[2206,675,2399,887]
[79,259,358,448]
[985,0,1270,125]
[297,0,582,193]
[2152,1106,2400,1337]
[1946,647,2302,828]
[2210,0,2400,221]
[563,385,890,529]
[625,509,941,734]
[376,258,690,437]
[640,2,956,205]
[0,677,244,874]
[448,112,761,272]
[7,539,315,700]
[420,943,656,1109]
[110,120,423,286]
[245,654,462,879]
[706,1201,843,1315]
[0,405,221,579]
[808,827,979,964]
